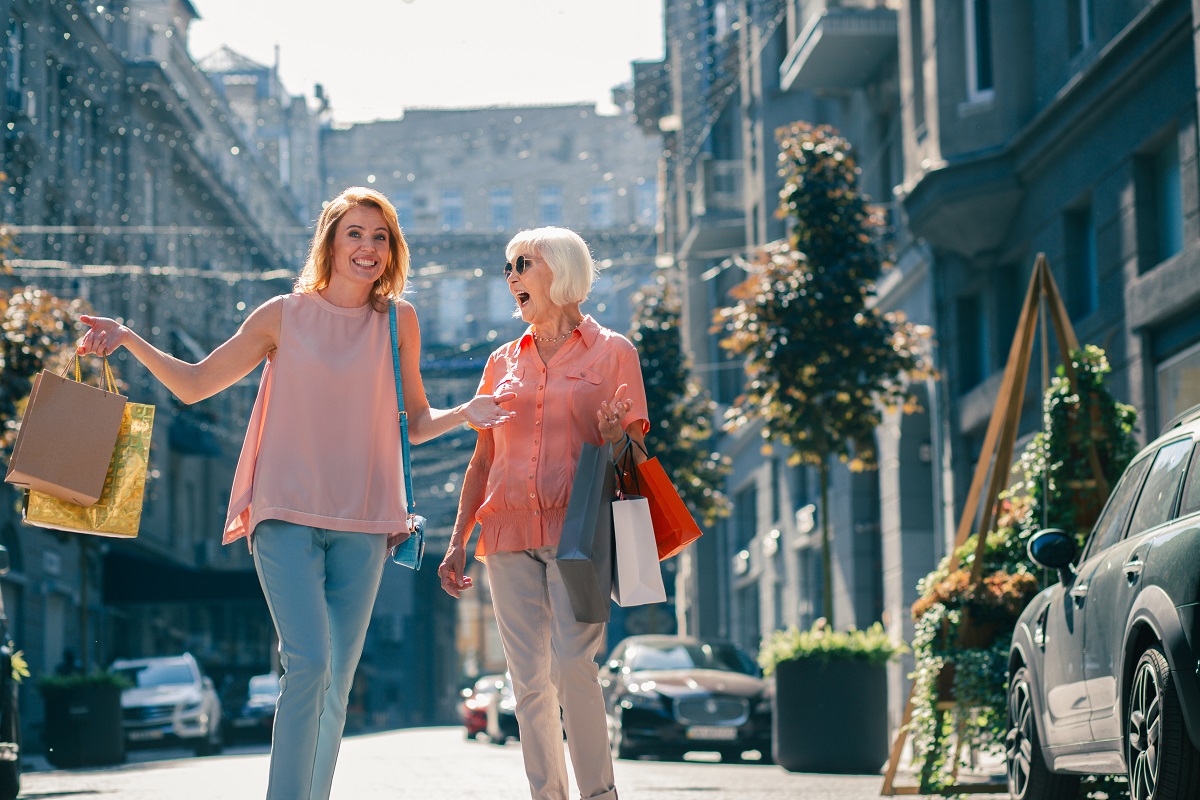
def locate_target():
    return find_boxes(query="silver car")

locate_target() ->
[111,653,223,755]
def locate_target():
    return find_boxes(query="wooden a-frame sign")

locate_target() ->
[880,254,1105,795]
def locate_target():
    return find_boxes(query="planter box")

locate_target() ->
[41,683,125,768]
[772,657,888,773]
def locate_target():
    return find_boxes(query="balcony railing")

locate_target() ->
[690,157,744,218]
[780,0,899,92]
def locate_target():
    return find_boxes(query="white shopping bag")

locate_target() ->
[611,495,667,607]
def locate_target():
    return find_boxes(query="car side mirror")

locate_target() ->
[1028,528,1078,585]
[0,546,10,576]
[203,677,215,691]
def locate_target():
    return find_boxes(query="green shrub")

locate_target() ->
[758,620,905,675]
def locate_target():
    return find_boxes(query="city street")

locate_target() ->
[15,726,1000,800]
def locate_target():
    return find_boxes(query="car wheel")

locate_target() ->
[195,723,223,757]
[1006,666,1080,800]
[609,716,639,760]
[1126,645,1200,800]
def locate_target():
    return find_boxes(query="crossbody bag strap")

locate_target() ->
[388,303,417,517]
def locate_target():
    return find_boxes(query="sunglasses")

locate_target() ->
[504,255,533,276]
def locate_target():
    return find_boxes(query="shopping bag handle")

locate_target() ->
[60,355,118,393]
[612,434,646,499]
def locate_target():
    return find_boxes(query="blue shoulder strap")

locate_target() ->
[388,303,416,516]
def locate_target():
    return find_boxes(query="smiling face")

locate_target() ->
[507,249,559,323]
[328,205,390,293]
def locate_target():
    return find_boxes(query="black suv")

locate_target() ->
[1007,407,1200,800]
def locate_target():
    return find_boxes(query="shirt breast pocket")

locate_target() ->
[567,368,606,411]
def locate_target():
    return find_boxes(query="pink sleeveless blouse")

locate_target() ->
[222,292,408,547]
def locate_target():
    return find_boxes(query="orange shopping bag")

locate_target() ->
[633,457,702,560]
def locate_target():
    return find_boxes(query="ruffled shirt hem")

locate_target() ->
[475,506,568,559]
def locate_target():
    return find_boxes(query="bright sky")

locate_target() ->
[186,0,666,123]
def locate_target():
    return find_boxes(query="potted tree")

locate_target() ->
[759,620,904,772]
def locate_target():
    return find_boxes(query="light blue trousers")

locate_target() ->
[251,520,387,800]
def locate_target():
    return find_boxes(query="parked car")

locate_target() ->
[485,673,520,746]
[461,674,505,740]
[1008,405,1200,800]
[600,635,771,762]
[111,653,223,755]
[226,672,279,743]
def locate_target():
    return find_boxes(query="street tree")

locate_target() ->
[717,122,934,627]
[629,277,730,527]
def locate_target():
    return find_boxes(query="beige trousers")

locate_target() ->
[486,546,618,800]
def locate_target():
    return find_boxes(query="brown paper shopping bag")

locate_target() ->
[24,399,155,538]
[5,357,127,505]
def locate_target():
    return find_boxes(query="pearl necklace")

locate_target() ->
[533,320,582,344]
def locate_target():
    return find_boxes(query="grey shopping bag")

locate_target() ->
[555,442,616,623]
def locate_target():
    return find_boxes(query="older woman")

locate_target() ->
[439,227,649,800]
[77,187,513,800]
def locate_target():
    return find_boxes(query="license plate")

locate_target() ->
[686,725,738,741]
[128,729,165,741]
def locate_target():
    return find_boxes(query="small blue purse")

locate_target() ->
[388,303,425,570]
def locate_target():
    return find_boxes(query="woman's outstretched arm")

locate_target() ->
[77,296,283,405]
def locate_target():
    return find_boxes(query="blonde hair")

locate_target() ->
[295,187,409,310]
[505,227,596,306]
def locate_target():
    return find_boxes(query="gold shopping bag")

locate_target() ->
[23,398,155,538]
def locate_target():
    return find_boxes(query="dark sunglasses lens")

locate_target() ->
[504,255,529,276]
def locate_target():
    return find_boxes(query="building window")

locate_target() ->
[1152,137,1184,265]
[441,189,464,231]
[538,186,562,227]
[393,191,414,230]
[734,484,758,552]
[490,187,512,231]
[4,21,22,110]
[909,0,926,134]
[1065,204,1098,319]
[1157,341,1200,430]
[957,294,987,391]
[636,180,658,226]
[1068,0,1094,55]
[964,0,994,102]
[588,186,613,228]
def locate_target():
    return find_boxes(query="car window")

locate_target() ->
[1126,438,1193,537]
[1176,442,1200,517]
[627,642,756,675]
[248,674,279,696]
[1083,456,1152,560]
[115,662,195,687]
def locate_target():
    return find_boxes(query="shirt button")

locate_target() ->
[533,440,539,445]
[535,420,541,426]
[538,385,544,390]
[537,404,542,409]
[534,510,540,516]
[529,492,536,498]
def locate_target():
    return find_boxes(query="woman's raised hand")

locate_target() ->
[460,389,517,430]
[77,315,128,358]
[597,383,633,445]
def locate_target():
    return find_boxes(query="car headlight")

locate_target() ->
[621,690,664,711]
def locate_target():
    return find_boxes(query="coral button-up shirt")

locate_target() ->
[473,315,649,558]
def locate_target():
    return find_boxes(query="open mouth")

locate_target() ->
[353,258,377,269]
[516,291,530,307]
